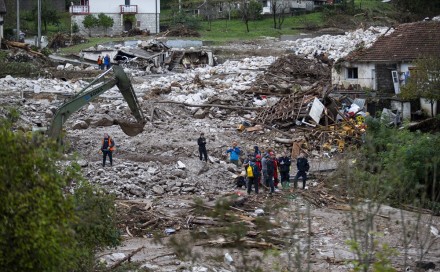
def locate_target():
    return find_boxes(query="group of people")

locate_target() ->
[240,146,309,195]
[97,54,111,70]
[197,133,310,196]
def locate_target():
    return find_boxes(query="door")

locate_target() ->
[124,20,133,31]
[391,70,400,94]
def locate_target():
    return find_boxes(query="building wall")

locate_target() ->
[331,62,375,90]
[72,13,159,36]
[0,14,3,46]
[90,0,160,14]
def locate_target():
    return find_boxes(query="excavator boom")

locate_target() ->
[47,66,145,139]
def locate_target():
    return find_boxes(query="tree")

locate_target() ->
[400,57,440,117]
[97,13,114,35]
[0,113,120,271]
[83,14,98,37]
[393,0,440,18]
[238,0,251,32]
[271,0,289,29]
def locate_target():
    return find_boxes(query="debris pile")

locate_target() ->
[251,53,331,94]
[282,26,394,61]
[166,25,201,37]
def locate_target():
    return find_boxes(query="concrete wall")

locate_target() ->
[72,13,160,36]
[331,62,375,90]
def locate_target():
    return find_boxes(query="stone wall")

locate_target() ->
[71,13,159,37]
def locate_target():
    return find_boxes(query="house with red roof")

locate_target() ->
[332,21,440,94]
[332,21,440,95]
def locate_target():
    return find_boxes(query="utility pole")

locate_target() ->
[16,0,20,41]
[37,0,42,48]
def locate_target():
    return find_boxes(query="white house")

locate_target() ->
[261,0,327,14]
[332,21,440,117]
[0,0,6,46]
[70,0,160,36]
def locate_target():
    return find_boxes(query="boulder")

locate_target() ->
[152,185,165,195]
[72,120,89,130]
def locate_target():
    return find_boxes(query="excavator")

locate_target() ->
[47,65,146,139]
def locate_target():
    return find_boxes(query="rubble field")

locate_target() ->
[1,27,439,272]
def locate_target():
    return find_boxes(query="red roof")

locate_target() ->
[346,21,440,63]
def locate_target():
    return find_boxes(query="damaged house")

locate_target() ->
[331,21,440,118]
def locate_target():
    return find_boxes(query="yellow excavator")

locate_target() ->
[47,65,146,139]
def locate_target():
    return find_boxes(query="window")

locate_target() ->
[347,67,358,79]
[137,21,141,27]
[125,0,130,5]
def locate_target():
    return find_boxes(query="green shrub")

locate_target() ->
[0,116,120,272]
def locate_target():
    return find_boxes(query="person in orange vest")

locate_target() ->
[97,55,103,70]
[101,133,115,167]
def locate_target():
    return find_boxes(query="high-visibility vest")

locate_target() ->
[102,137,115,151]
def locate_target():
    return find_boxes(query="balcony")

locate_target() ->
[70,5,89,14]
[120,5,138,14]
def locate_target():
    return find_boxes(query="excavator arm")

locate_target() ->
[47,65,145,139]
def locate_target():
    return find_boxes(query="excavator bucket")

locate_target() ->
[117,119,145,136]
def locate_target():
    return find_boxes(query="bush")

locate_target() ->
[332,119,440,211]
[0,115,120,272]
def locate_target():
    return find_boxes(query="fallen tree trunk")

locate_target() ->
[155,100,261,111]
[5,41,46,58]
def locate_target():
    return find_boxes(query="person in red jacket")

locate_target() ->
[255,154,262,187]
[271,152,280,188]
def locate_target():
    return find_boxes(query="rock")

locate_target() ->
[176,161,186,169]
[166,180,176,188]
[152,185,165,195]
[56,65,64,70]
[140,263,160,270]
[192,266,208,272]
[90,115,114,127]
[65,63,74,70]
[110,253,125,261]
[33,84,41,93]
[72,120,89,130]
[171,169,187,178]
[77,159,88,167]
[87,104,95,112]
[127,184,145,196]
[182,187,195,193]
[194,109,206,119]
[45,109,53,118]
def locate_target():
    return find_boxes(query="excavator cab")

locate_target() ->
[47,66,146,140]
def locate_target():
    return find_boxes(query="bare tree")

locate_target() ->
[271,0,289,29]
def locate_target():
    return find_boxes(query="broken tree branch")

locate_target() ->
[107,246,145,271]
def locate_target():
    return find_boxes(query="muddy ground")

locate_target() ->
[1,37,439,272]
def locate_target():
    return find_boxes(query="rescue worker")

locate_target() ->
[226,141,241,166]
[197,132,208,162]
[294,153,310,189]
[101,133,115,167]
[278,151,292,189]
[97,55,103,70]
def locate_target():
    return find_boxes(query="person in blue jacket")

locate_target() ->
[226,141,241,166]
[104,54,111,70]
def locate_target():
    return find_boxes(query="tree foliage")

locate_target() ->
[401,57,440,117]
[83,14,99,37]
[333,118,440,212]
[97,13,114,35]
[0,114,120,272]
[393,0,440,18]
